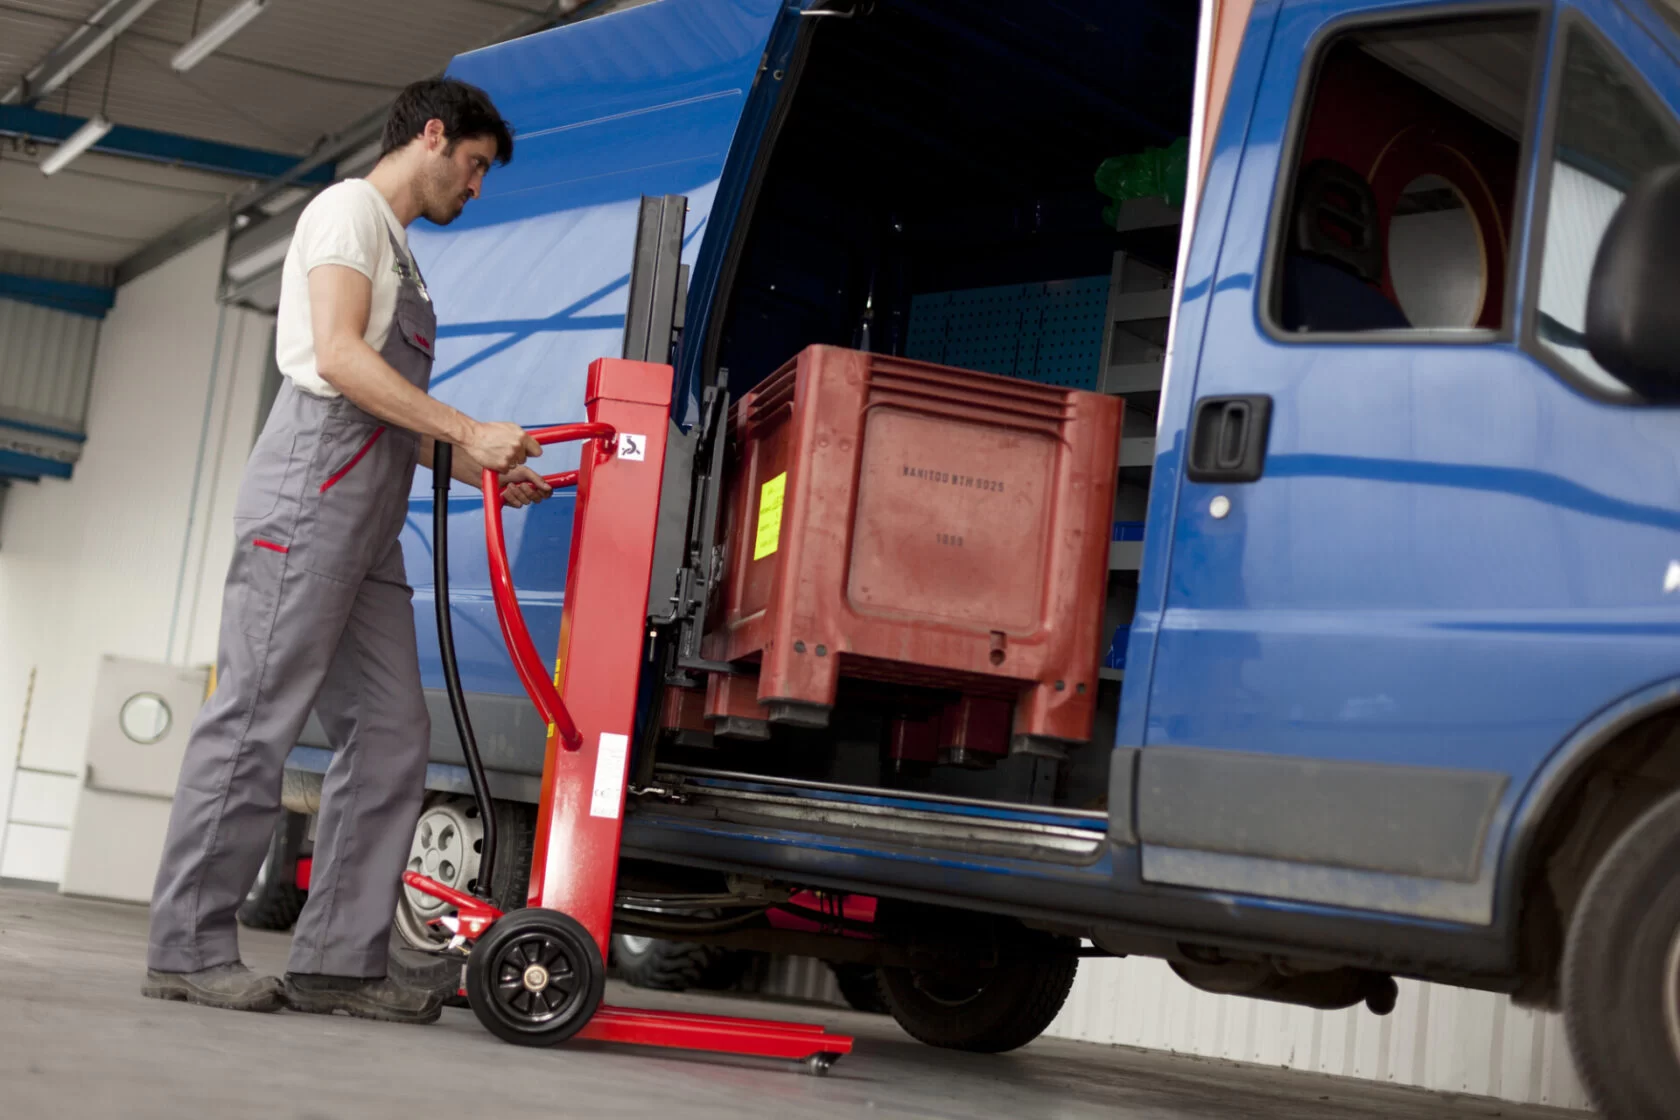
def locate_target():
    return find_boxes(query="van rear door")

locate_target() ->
[402,0,806,741]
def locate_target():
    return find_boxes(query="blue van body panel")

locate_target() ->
[1129,0,1680,927]
[400,0,794,697]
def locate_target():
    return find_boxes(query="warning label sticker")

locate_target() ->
[753,472,787,561]
[589,733,631,819]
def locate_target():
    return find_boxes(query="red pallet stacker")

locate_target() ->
[403,353,851,1073]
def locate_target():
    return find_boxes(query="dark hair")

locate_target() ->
[381,78,513,165]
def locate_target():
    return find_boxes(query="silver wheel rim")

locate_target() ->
[616,935,654,956]
[246,846,270,902]
[394,797,483,950]
[1664,929,1680,1063]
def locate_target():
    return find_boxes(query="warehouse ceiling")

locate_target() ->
[0,0,606,275]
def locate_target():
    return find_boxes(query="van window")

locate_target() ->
[1532,27,1680,393]
[1269,16,1541,336]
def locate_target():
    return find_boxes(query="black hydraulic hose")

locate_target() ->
[432,443,498,901]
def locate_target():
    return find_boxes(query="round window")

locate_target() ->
[1387,175,1487,329]
[120,693,172,745]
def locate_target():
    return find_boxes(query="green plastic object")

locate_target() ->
[1096,137,1189,224]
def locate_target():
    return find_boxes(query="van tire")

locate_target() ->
[879,934,1077,1053]
[394,796,534,952]
[237,810,309,931]
[1563,784,1680,1120]
[830,962,888,1013]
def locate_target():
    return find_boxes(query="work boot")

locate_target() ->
[281,972,444,1024]
[387,937,469,1008]
[142,962,284,1012]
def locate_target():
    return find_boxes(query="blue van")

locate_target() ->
[267,0,1680,1110]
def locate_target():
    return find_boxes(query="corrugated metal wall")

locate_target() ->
[756,953,1591,1111]
[754,954,844,1007]
[0,251,110,433]
[1047,958,1588,1111]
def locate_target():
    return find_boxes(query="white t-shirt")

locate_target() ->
[274,179,425,398]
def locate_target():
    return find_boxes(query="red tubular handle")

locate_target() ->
[483,421,615,751]
[541,470,579,490]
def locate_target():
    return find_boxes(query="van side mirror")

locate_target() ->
[1586,164,1680,401]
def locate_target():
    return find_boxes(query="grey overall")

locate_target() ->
[149,227,436,978]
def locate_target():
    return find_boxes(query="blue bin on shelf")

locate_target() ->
[1104,624,1130,670]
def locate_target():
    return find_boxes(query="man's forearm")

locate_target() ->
[319,336,474,446]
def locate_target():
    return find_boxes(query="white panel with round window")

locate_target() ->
[119,693,172,745]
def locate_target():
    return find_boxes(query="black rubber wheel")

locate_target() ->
[1563,785,1680,1120]
[237,810,309,931]
[611,935,748,991]
[467,908,605,1047]
[830,962,888,1013]
[878,932,1078,1053]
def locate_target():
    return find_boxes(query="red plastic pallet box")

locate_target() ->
[698,345,1121,757]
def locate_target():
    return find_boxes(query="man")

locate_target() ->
[145,79,551,1024]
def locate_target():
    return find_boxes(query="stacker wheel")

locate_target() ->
[467,908,605,1047]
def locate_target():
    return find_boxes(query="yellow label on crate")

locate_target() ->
[754,472,787,561]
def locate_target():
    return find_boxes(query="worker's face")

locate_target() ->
[418,121,497,226]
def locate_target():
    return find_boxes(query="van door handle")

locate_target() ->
[1186,395,1272,483]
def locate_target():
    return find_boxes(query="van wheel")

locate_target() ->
[1564,784,1680,1119]
[394,795,534,951]
[879,933,1077,1052]
[610,935,748,991]
[237,810,309,931]
[829,962,888,1013]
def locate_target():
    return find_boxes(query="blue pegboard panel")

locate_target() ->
[942,284,1032,376]
[905,292,950,363]
[904,276,1107,389]
[1030,277,1109,389]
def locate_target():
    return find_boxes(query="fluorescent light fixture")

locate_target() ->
[171,0,270,73]
[40,115,113,176]
[224,234,291,282]
[5,0,164,104]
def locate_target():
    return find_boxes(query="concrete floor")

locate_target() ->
[0,885,1586,1120]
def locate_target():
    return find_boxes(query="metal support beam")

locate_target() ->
[0,105,337,183]
[226,192,314,264]
[0,271,116,319]
[1,0,164,106]
[115,204,235,290]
